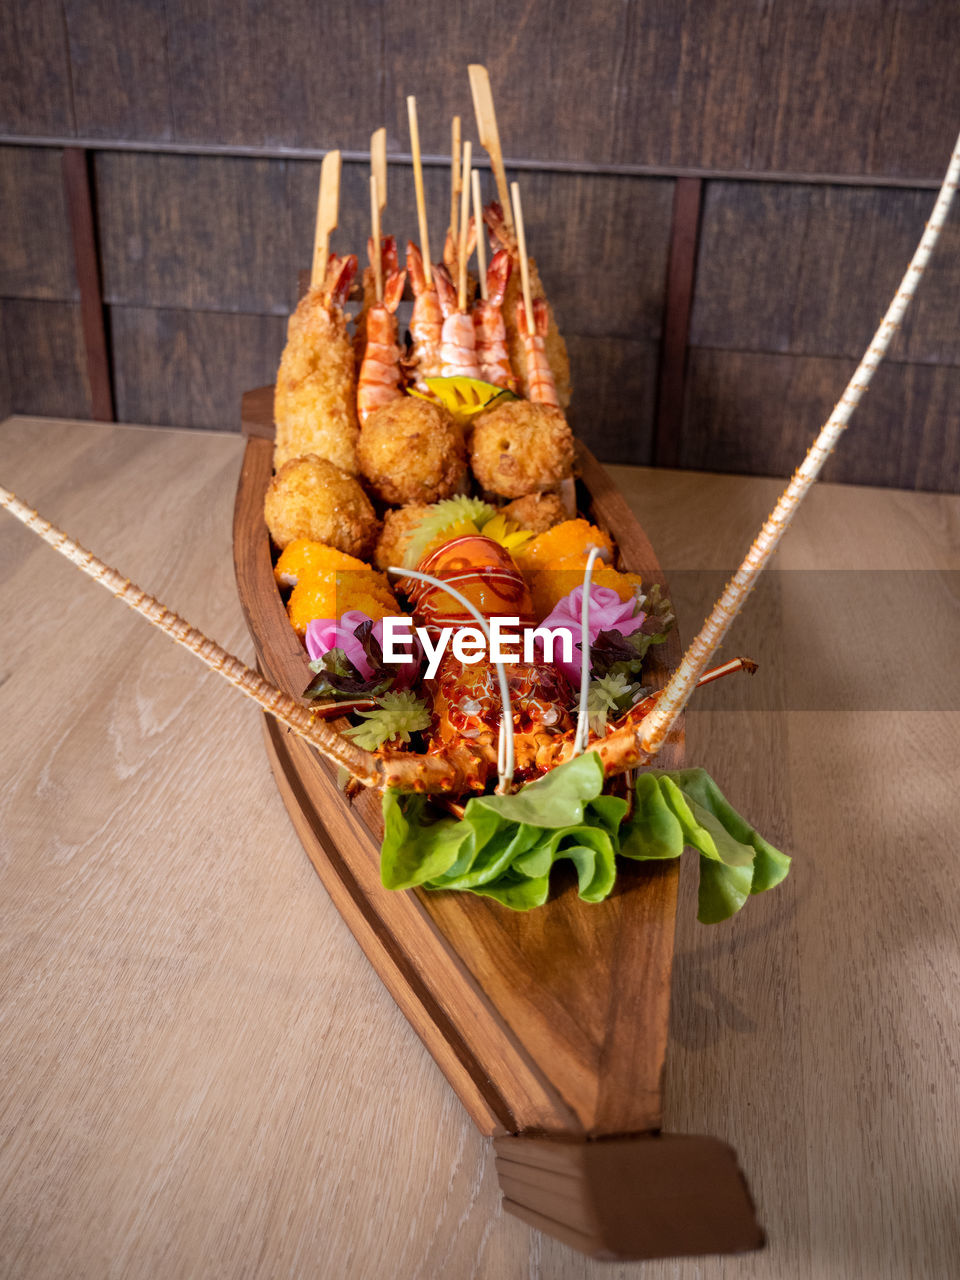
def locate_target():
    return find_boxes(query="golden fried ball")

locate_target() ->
[469,401,575,499]
[373,504,430,572]
[264,454,379,556]
[501,491,568,534]
[357,399,467,506]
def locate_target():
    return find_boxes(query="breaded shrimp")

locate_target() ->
[274,255,361,474]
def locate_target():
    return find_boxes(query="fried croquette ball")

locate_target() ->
[501,491,568,534]
[274,287,360,474]
[357,399,467,506]
[469,401,575,499]
[373,505,430,572]
[264,454,379,556]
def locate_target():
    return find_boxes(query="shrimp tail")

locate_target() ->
[433,263,458,317]
[486,248,511,308]
[367,234,399,277]
[482,201,517,255]
[322,253,358,307]
[383,267,406,312]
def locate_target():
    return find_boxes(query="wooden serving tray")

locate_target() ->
[233,385,763,1261]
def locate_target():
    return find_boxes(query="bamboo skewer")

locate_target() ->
[457,141,472,312]
[510,181,535,335]
[472,168,487,299]
[370,126,387,217]
[468,63,513,233]
[639,125,960,757]
[311,149,341,288]
[370,175,383,302]
[449,115,461,251]
[406,96,432,286]
[0,485,382,788]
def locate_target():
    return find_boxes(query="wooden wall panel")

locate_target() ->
[163,0,385,150]
[0,300,91,418]
[13,3,956,180]
[565,337,659,467]
[0,147,77,300]
[63,0,173,141]
[382,1,628,162]
[691,182,960,365]
[94,151,672,335]
[109,307,285,429]
[0,320,11,422]
[0,0,75,136]
[95,153,304,314]
[753,2,960,181]
[679,349,960,493]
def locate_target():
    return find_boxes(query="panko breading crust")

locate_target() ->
[358,399,467,506]
[501,491,568,534]
[373,504,431,572]
[264,454,380,557]
[274,287,360,474]
[469,401,575,499]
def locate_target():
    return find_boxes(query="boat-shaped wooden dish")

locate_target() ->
[233,384,763,1262]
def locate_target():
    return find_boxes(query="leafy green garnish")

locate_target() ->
[302,619,395,701]
[589,584,676,680]
[380,756,789,923]
[403,496,498,569]
[586,673,649,734]
[343,690,431,751]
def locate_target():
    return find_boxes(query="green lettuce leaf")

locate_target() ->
[379,757,789,923]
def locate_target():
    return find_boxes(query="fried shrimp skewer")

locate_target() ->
[484,200,571,408]
[473,248,517,391]
[274,253,360,474]
[406,241,444,389]
[357,238,406,423]
[434,264,482,379]
[516,296,559,406]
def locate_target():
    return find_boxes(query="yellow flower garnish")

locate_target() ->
[479,512,535,555]
[408,376,516,426]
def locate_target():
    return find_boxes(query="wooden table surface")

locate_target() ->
[1,415,958,1280]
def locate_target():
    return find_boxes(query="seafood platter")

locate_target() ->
[4,65,958,1265]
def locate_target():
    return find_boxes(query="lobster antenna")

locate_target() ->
[0,485,382,788]
[571,547,603,757]
[640,126,960,757]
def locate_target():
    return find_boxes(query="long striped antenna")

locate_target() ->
[0,485,382,788]
[639,126,960,756]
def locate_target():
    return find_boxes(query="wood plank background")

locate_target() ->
[1,2,959,486]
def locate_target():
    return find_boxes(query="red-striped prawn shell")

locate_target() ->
[404,534,535,636]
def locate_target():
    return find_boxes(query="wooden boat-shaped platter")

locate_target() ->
[233,384,764,1262]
